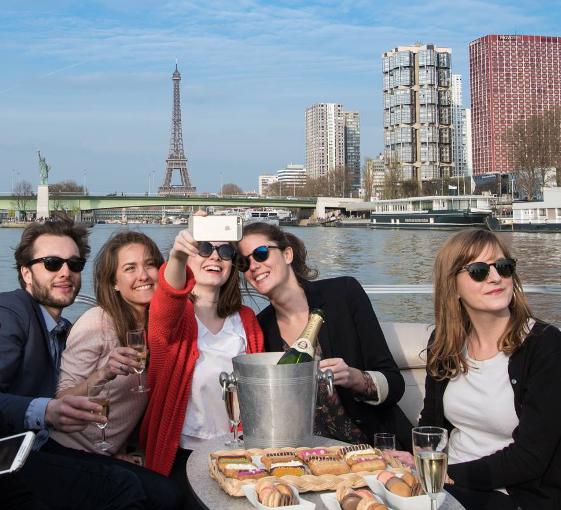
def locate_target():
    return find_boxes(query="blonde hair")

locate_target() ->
[429,229,533,380]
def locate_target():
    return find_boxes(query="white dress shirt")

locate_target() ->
[180,312,247,450]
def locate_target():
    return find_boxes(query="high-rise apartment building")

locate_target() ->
[451,74,471,177]
[344,112,361,191]
[305,103,360,193]
[383,43,453,182]
[469,34,561,175]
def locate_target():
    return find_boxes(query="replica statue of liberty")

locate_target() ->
[38,151,50,185]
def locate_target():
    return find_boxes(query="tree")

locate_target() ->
[363,163,374,202]
[13,180,34,216]
[504,108,561,200]
[382,164,402,199]
[49,180,86,194]
[221,183,243,195]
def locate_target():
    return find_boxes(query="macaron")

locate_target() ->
[386,476,412,497]
[376,470,394,485]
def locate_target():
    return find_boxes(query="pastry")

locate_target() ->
[217,457,267,479]
[399,471,417,488]
[339,444,386,472]
[306,455,350,475]
[340,492,362,510]
[376,470,394,485]
[269,459,306,477]
[216,454,251,468]
[256,480,297,507]
[261,452,298,470]
[297,447,329,461]
[385,476,412,497]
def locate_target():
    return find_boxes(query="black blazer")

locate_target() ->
[258,276,411,447]
[420,321,561,510]
[0,289,57,436]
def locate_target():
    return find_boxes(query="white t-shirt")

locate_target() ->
[444,350,519,468]
[180,312,247,449]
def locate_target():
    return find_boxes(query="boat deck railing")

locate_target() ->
[74,283,561,308]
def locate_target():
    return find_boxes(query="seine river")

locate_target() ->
[1,225,560,325]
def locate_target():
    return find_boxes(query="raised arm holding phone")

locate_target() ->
[140,213,263,508]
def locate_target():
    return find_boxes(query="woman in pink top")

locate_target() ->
[52,230,164,456]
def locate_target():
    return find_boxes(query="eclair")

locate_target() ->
[339,445,386,472]
[306,455,350,476]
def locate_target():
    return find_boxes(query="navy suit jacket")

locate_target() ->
[0,289,57,436]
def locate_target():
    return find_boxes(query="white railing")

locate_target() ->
[74,283,561,307]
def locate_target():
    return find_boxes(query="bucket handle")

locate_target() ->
[219,371,237,400]
[318,369,334,397]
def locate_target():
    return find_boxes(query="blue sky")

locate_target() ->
[1,0,560,194]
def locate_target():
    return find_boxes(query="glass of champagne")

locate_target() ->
[412,426,448,510]
[374,432,396,451]
[224,384,243,448]
[87,379,112,451]
[127,329,150,393]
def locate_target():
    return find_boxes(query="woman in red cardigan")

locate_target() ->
[140,227,264,501]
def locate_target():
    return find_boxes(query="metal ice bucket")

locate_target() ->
[219,352,333,449]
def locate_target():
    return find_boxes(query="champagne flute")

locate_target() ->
[87,379,113,451]
[412,426,448,510]
[126,329,150,393]
[224,384,243,448]
[374,432,396,451]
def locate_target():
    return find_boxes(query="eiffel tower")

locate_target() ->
[159,64,195,196]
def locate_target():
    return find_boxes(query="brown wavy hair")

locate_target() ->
[429,229,533,380]
[15,216,90,288]
[240,222,318,284]
[94,230,164,347]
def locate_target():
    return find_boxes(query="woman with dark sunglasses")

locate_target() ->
[237,222,411,448]
[139,226,263,506]
[415,229,561,510]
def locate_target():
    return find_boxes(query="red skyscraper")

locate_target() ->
[469,34,561,175]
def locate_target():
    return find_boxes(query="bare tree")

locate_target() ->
[50,180,86,194]
[504,108,561,200]
[221,183,244,195]
[382,164,402,199]
[363,162,374,202]
[13,180,34,216]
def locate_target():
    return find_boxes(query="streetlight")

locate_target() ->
[83,170,87,196]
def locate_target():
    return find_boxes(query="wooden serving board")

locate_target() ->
[208,446,405,497]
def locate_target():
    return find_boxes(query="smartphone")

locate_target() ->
[189,215,243,242]
[0,431,35,476]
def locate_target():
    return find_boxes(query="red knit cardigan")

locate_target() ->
[139,263,264,476]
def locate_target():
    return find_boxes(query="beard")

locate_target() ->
[31,278,81,310]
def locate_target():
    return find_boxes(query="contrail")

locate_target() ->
[0,60,87,95]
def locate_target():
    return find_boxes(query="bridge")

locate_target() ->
[0,194,318,214]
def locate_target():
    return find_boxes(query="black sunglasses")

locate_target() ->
[197,242,236,261]
[27,256,86,273]
[236,245,281,273]
[459,258,516,282]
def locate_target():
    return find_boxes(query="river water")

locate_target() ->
[1,224,560,325]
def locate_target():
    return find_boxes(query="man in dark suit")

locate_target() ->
[0,218,147,510]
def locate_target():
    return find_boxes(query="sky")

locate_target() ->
[1,1,560,194]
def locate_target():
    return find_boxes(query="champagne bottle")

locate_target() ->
[277,308,325,364]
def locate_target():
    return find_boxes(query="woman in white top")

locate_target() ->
[417,229,561,510]
[140,225,263,508]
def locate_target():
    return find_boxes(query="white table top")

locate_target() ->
[186,435,465,510]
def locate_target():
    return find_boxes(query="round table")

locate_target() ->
[186,435,465,509]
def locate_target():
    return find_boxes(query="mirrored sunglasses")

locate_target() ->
[236,245,281,273]
[27,256,86,273]
[459,258,516,282]
[197,242,235,261]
